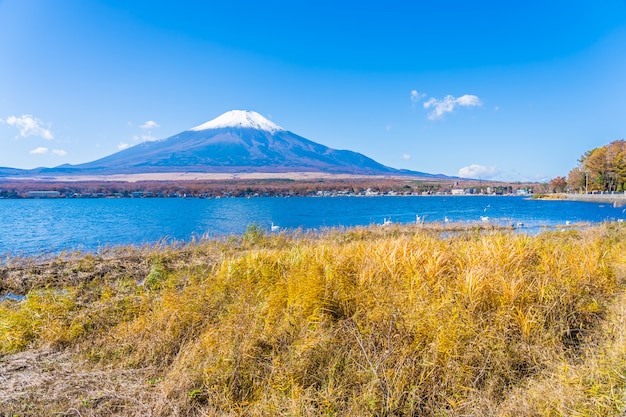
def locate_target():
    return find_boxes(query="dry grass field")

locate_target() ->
[1,223,625,416]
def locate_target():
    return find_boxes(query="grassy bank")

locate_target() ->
[1,223,625,416]
[534,192,626,205]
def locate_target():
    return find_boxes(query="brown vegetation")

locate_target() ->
[0,177,543,198]
[1,223,625,416]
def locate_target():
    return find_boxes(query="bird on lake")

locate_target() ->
[271,222,280,231]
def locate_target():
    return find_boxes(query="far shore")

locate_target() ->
[540,192,626,204]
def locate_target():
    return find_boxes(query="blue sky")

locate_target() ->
[1,0,625,181]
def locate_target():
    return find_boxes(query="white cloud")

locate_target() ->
[401,154,411,160]
[423,94,482,120]
[30,147,48,154]
[410,90,425,103]
[456,94,481,106]
[52,149,67,156]
[423,96,454,120]
[457,164,498,179]
[140,120,159,129]
[128,121,160,145]
[133,134,158,143]
[4,114,54,139]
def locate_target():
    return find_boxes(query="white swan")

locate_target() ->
[271,222,280,231]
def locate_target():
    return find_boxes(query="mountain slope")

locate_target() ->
[4,111,447,178]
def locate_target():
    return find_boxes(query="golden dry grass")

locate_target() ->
[1,222,625,416]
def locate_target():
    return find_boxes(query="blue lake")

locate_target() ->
[0,196,624,257]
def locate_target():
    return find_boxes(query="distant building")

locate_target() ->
[451,188,465,195]
[26,191,61,198]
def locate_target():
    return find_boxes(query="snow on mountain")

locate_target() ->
[190,110,285,133]
[0,110,448,179]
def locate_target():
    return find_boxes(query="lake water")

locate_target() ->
[1,196,624,257]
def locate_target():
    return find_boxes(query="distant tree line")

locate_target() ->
[0,178,437,198]
[566,140,626,193]
[0,178,540,198]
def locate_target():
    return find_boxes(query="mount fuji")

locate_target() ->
[2,110,447,178]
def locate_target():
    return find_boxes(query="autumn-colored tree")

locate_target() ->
[582,146,608,191]
[548,176,567,193]
[577,140,626,192]
[616,147,626,192]
[567,167,585,193]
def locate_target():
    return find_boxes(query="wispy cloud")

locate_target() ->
[126,120,161,144]
[455,95,481,107]
[30,147,49,154]
[3,114,54,139]
[401,153,411,160]
[410,90,482,120]
[140,120,160,129]
[132,134,158,143]
[410,90,425,103]
[29,147,67,156]
[424,94,482,120]
[458,164,498,179]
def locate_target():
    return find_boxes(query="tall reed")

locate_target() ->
[1,223,624,416]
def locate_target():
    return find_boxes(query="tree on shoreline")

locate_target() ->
[549,176,567,193]
[568,140,626,192]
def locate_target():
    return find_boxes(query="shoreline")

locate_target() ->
[539,193,626,204]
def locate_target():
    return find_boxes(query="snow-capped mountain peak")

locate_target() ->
[190,110,285,133]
